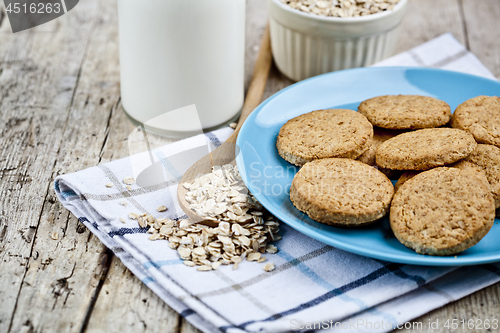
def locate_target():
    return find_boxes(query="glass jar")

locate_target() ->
[118,0,246,137]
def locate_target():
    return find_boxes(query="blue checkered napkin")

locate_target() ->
[55,34,500,333]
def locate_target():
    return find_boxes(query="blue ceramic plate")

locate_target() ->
[236,67,500,266]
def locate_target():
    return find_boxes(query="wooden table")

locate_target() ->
[1,0,499,332]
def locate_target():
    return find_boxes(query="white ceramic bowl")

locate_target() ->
[268,0,408,81]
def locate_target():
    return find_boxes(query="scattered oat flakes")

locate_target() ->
[266,244,279,254]
[247,252,261,261]
[263,262,275,272]
[51,232,59,240]
[157,205,168,212]
[105,182,114,188]
[126,185,132,191]
[119,217,126,223]
[258,256,266,263]
[184,260,196,267]
[123,177,135,185]
[138,217,148,228]
[149,233,162,241]
[229,122,237,129]
[120,201,128,206]
[197,265,213,271]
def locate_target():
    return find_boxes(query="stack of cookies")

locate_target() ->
[277,95,500,256]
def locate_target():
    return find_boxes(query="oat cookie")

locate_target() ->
[358,95,451,130]
[376,128,477,170]
[390,167,495,256]
[277,109,373,166]
[453,144,500,208]
[356,127,405,178]
[357,127,404,165]
[290,158,394,226]
[393,171,420,193]
[451,96,500,147]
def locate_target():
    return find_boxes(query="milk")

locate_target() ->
[118,0,246,137]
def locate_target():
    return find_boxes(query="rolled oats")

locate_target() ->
[266,244,279,254]
[184,260,196,267]
[197,265,213,271]
[184,164,262,222]
[280,0,400,17]
[247,252,261,261]
[123,177,135,185]
[131,164,281,271]
[148,233,162,241]
[263,263,276,272]
[157,205,168,212]
[105,182,114,188]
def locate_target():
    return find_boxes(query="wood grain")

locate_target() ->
[0,0,499,332]
[394,0,466,54]
[6,0,122,329]
[86,255,181,333]
[462,0,500,78]
[0,0,99,332]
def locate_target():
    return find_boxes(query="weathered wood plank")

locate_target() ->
[1,0,134,332]
[0,0,98,331]
[394,0,466,55]
[85,255,181,333]
[180,317,204,333]
[462,0,500,78]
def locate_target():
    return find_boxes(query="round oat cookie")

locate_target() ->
[358,95,451,130]
[390,167,495,256]
[376,128,477,170]
[453,144,500,208]
[393,171,420,193]
[357,127,405,166]
[276,109,373,166]
[356,127,405,179]
[290,158,394,226]
[451,96,500,147]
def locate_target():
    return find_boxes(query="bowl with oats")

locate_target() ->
[268,0,407,81]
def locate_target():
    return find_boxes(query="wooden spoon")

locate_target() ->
[177,25,273,226]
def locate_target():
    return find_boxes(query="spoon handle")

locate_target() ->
[227,24,273,143]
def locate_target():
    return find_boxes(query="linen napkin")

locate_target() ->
[55,33,500,333]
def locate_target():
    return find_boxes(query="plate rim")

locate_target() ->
[236,66,500,266]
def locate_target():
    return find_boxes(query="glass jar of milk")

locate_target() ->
[118,0,246,138]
